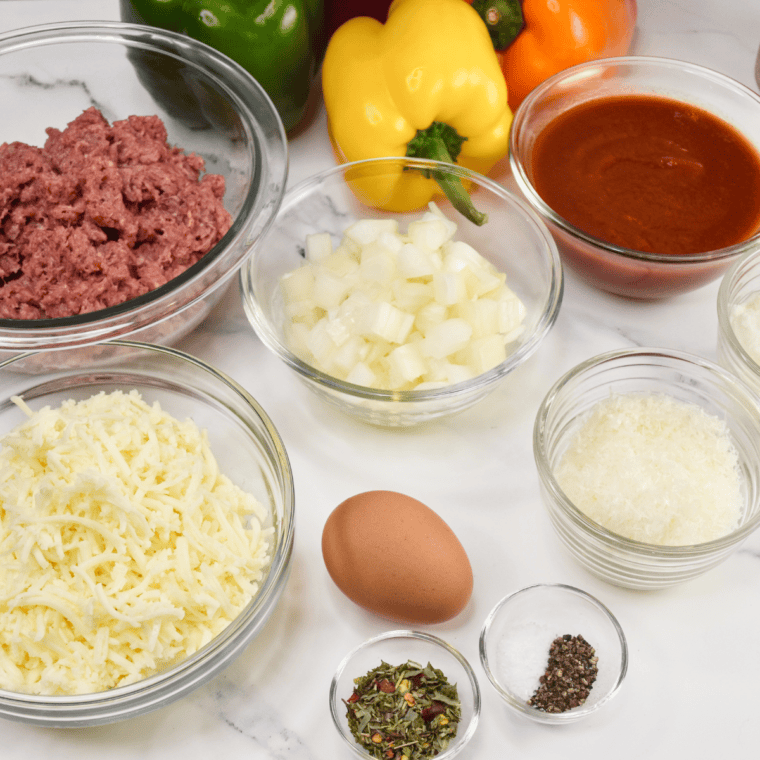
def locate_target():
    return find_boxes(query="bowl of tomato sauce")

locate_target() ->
[510,56,760,299]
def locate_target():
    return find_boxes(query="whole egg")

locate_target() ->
[321,490,473,624]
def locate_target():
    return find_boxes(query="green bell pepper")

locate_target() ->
[120,0,325,133]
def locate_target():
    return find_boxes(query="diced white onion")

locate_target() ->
[312,269,354,310]
[408,217,455,251]
[397,243,440,279]
[419,318,473,359]
[278,203,527,390]
[360,302,415,344]
[344,218,399,246]
[388,343,427,387]
[346,361,377,387]
[433,271,467,306]
[280,264,313,298]
[305,231,333,263]
[360,243,397,284]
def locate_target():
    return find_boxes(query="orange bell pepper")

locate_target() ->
[467,0,637,111]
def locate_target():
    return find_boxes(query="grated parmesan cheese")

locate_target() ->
[730,291,760,366]
[555,393,743,546]
[0,390,273,696]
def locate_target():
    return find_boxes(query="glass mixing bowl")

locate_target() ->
[0,21,287,368]
[240,157,563,426]
[0,342,295,726]
[510,56,760,299]
[533,348,760,589]
[717,248,760,397]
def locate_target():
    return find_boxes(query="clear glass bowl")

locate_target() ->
[329,630,480,760]
[479,584,627,724]
[0,22,287,368]
[0,342,295,726]
[240,157,563,427]
[717,249,760,396]
[510,56,760,299]
[533,348,760,589]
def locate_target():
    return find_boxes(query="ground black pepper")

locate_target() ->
[527,634,598,713]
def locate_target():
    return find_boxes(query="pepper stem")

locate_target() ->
[471,0,525,51]
[406,122,488,226]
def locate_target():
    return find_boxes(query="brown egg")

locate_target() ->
[321,490,473,624]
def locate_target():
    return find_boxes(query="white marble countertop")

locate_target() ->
[2,0,760,757]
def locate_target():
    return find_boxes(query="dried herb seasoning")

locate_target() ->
[528,634,598,713]
[343,659,461,759]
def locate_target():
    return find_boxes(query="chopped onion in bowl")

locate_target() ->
[278,203,527,391]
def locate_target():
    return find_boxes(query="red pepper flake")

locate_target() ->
[420,701,447,722]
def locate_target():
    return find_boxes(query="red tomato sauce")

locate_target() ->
[530,95,760,255]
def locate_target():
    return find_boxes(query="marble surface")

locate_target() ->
[2,1,760,757]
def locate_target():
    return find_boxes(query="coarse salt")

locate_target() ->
[495,621,557,700]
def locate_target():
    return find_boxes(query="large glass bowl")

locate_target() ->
[240,157,563,427]
[0,22,287,368]
[510,56,760,299]
[717,249,760,397]
[0,342,295,726]
[533,348,760,589]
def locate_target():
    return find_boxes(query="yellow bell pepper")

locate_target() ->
[321,0,512,225]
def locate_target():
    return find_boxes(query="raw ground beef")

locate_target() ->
[0,107,232,319]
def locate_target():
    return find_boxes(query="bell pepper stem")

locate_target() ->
[471,0,525,51]
[426,148,489,227]
[406,122,488,226]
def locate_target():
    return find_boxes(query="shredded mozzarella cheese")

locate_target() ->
[0,390,273,695]
[555,393,743,546]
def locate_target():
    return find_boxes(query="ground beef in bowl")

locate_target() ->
[0,107,232,319]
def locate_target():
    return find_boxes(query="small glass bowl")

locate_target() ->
[329,630,481,760]
[533,348,760,589]
[0,342,295,726]
[479,584,627,724]
[510,56,760,299]
[717,248,760,396]
[0,21,287,368]
[240,156,563,427]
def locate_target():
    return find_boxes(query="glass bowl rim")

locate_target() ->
[0,20,287,338]
[241,155,564,403]
[510,54,760,265]
[533,346,760,556]
[328,628,481,759]
[0,340,295,712]
[478,582,628,722]
[717,249,760,378]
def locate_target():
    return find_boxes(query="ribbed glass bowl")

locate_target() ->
[0,342,294,726]
[0,22,287,370]
[717,249,760,396]
[240,157,563,427]
[510,56,760,299]
[479,584,627,724]
[329,630,480,760]
[533,348,760,589]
